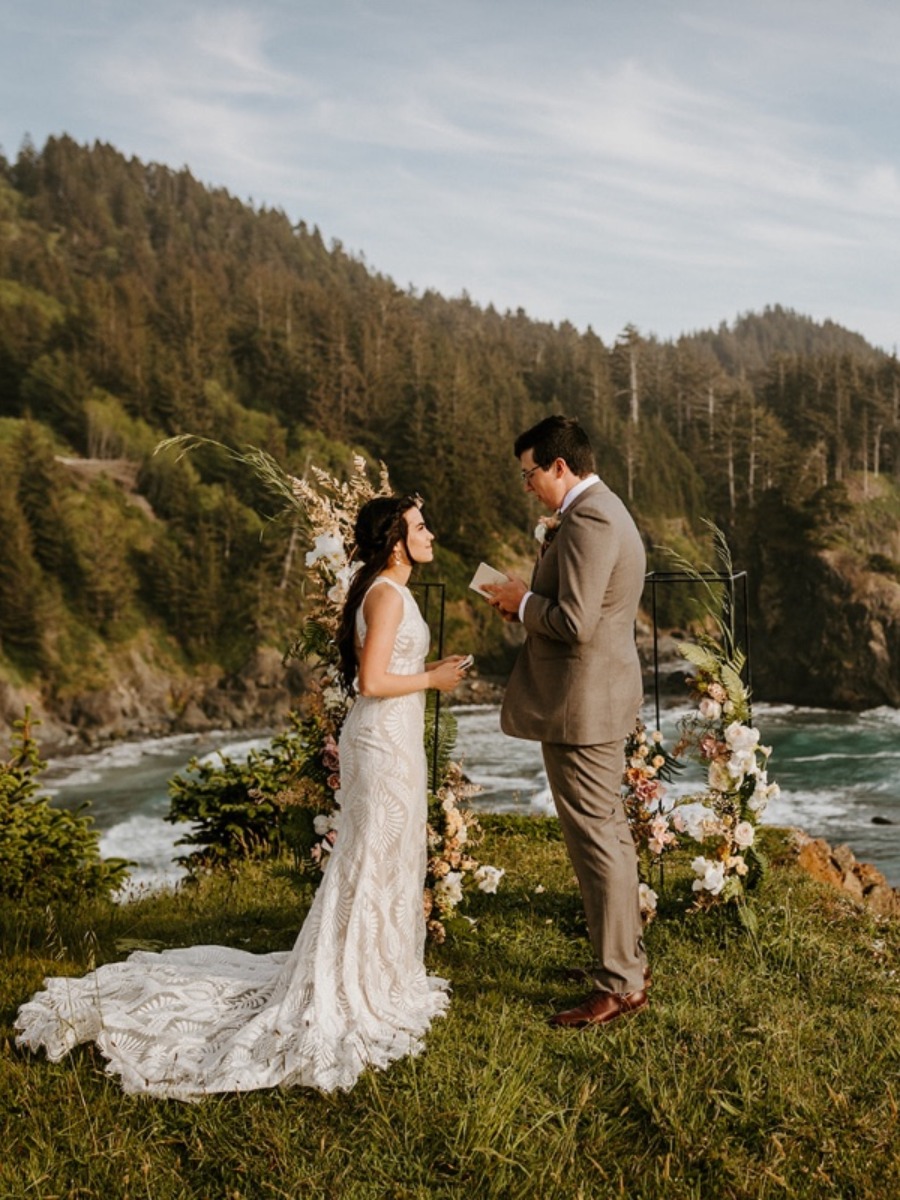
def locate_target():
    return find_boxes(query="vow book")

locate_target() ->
[468,561,507,598]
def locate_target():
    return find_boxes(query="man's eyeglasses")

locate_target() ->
[520,464,543,483]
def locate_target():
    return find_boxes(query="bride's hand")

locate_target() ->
[428,655,469,692]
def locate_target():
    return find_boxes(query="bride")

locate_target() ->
[15,494,470,1098]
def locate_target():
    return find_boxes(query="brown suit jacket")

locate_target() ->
[500,480,645,745]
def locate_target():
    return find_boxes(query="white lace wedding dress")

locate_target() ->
[15,576,449,1099]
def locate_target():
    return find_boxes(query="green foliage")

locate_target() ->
[166,713,320,870]
[424,698,458,791]
[0,709,130,901]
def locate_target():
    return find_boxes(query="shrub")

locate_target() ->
[166,713,320,872]
[0,708,130,901]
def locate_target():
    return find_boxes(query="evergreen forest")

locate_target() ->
[1,134,899,730]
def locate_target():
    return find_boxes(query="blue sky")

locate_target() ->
[2,0,898,350]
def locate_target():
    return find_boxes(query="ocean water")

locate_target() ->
[41,702,900,891]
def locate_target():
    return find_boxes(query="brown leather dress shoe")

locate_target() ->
[548,987,649,1028]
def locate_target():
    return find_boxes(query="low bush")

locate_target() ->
[0,709,130,902]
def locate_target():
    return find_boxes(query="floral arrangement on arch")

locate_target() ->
[286,454,502,941]
[671,637,779,915]
[622,721,682,922]
[623,524,781,925]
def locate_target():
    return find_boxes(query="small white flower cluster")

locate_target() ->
[434,870,463,907]
[304,531,362,605]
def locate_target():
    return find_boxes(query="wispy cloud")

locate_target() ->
[1,0,897,347]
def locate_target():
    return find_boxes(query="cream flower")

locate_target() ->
[691,856,726,895]
[725,722,760,752]
[434,870,464,907]
[733,820,755,849]
[305,531,345,569]
[638,882,658,913]
[708,759,736,793]
[474,864,504,894]
[698,697,722,720]
[726,854,749,876]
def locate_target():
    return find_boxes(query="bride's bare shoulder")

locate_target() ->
[361,577,404,622]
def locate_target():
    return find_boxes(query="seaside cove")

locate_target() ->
[41,700,900,893]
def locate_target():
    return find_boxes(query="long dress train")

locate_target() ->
[14,577,449,1098]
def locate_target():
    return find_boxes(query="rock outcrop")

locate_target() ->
[793,830,900,918]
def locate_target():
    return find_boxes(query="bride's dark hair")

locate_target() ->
[337,495,423,692]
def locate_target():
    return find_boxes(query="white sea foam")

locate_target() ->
[100,813,192,898]
[861,706,900,728]
[195,737,272,767]
[763,787,861,828]
[789,749,900,764]
[44,732,234,792]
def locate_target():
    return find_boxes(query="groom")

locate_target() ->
[485,415,648,1028]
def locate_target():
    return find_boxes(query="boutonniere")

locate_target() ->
[534,514,562,547]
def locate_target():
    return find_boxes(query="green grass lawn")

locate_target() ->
[2,817,898,1200]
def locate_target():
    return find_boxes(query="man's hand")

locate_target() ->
[484,573,528,618]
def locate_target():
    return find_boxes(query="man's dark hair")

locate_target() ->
[514,415,595,477]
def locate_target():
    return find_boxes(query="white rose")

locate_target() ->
[638,882,658,913]
[728,749,757,777]
[698,697,722,720]
[724,722,760,752]
[733,821,755,849]
[313,814,331,836]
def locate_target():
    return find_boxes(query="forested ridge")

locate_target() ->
[1,134,899,739]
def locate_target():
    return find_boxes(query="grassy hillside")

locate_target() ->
[2,817,898,1199]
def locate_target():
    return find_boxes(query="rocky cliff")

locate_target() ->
[0,642,310,754]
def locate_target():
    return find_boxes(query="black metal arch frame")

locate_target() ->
[644,570,752,730]
[413,571,752,791]
[411,581,446,792]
